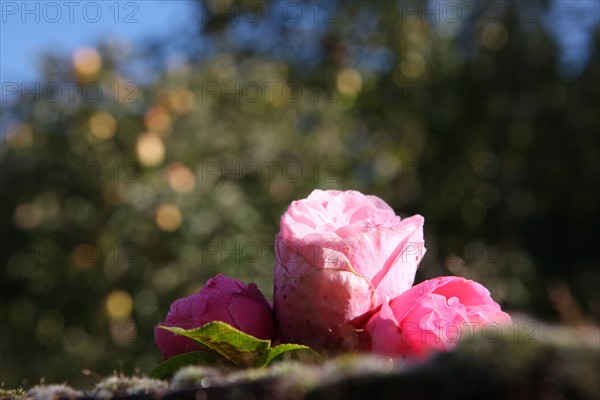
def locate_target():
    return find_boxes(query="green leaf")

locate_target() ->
[264,343,324,366]
[150,351,219,379]
[159,322,271,367]
[156,322,322,371]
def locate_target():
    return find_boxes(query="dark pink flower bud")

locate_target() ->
[155,274,277,360]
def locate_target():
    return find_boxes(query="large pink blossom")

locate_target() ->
[364,276,511,359]
[155,274,277,360]
[273,189,425,352]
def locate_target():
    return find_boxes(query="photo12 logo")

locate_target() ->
[399,1,540,23]
[197,161,339,184]
[2,239,140,265]
[1,81,140,104]
[199,81,339,104]
[1,2,140,24]
[1,161,140,184]
[0,321,138,346]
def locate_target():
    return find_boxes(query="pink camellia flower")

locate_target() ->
[274,189,425,352]
[364,276,511,359]
[154,274,277,360]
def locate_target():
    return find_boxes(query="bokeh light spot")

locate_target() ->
[13,202,43,230]
[400,51,426,79]
[336,68,362,97]
[403,16,427,41]
[106,290,133,320]
[151,264,183,292]
[166,88,196,114]
[5,123,33,149]
[73,47,102,78]
[374,151,401,181]
[88,112,117,140]
[144,106,172,135]
[166,162,196,193]
[136,133,165,167]
[481,23,509,50]
[155,203,182,232]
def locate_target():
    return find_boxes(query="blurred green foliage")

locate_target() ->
[1,0,598,389]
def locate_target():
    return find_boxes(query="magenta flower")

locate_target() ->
[364,276,511,359]
[154,274,277,360]
[273,189,425,352]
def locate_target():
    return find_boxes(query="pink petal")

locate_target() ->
[371,215,426,299]
[274,268,377,352]
[365,302,404,356]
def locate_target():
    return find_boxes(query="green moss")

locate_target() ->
[0,388,26,400]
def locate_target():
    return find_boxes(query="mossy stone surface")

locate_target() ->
[6,320,599,400]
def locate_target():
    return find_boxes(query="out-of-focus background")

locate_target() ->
[1,0,598,389]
